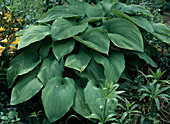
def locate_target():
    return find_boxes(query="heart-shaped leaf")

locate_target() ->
[39,39,51,59]
[76,59,105,80]
[111,2,152,17]
[103,18,143,51]
[10,68,43,105]
[18,25,50,49]
[84,80,104,118]
[150,22,170,44]
[111,9,154,33]
[52,39,75,61]
[38,5,85,23]
[85,5,105,17]
[125,52,157,68]
[65,50,91,72]
[37,53,64,85]
[73,78,91,117]
[68,0,91,11]
[42,77,75,123]
[73,29,110,54]
[94,51,125,83]
[7,51,42,88]
[100,0,116,16]
[51,18,88,41]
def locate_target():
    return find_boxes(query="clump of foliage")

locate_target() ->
[0,0,68,27]
[0,8,22,86]
[6,0,170,123]
[0,108,21,123]
[0,7,23,124]
[118,68,170,123]
[0,0,45,26]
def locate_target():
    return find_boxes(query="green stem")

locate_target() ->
[103,98,108,123]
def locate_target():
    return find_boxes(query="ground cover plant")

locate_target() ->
[1,0,170,123]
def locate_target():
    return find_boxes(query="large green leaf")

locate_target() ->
[72,78,91,117]
[7,51,42,88]
[37,53,64,85]
[76,59,105,80]
[94,51,125,83]
[103,18,143,51]
[39,39,51,59]
[100,0,116,16]
[111,9,154,33]
[38,5,85,23]
[51,18,88,41]
[111,2,153,17]
[84,80,104,118]
[42,77,75,123]
[18,25,50,49]
[65,50,91,72]
[133,52,157,68]
[85,5,105,17]
[124,51,157,67]
[73,29,110,54]
[68,0,91,11]
[131,16,154,33]
[81,17,107,23]
[52,39,75,61]
[10,68,43,105]
[150,22,170,44]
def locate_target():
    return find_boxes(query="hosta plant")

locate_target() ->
[7,0,170,123]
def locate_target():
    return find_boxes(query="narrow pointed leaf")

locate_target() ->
[156,86,170,95]
[157,94,169,103]
[130,104,139,111]
[42,77,75,123]
[138,86,151,93]
[120,112,128,123]
[139,93,149,101]
[154,98,160,111]
[86,114,102,121]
